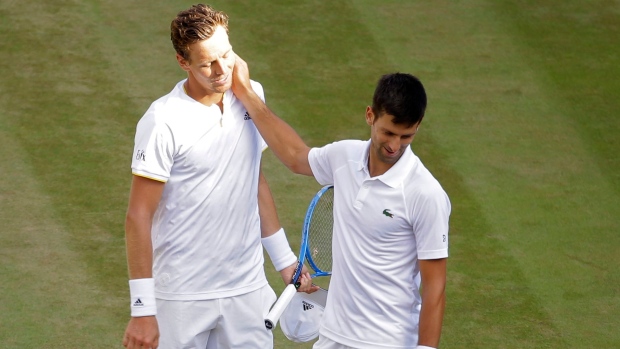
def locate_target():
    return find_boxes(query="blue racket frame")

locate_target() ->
[264,185,333,330]
[302,185,333,279]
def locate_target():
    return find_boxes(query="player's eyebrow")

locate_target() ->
[203,48,233,64]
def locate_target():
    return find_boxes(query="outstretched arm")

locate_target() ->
[417,258,447,348]
[232,55,313,176]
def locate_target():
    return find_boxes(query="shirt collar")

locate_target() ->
[222,88,232,108]
[356,140,371,173]
[357,139,416,188]
[177,79,231,108]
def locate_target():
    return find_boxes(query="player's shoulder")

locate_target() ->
[405,156,449,198]
[313,139,365,161]
[229,79,265,105]
[140,82,188,124]
[249,79,263,92]
[322,139,366,152]
[152,81,187,110]
[249,79,265,100]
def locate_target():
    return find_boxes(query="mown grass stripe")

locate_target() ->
[0,1,136,346]
[0,95,121,347]
[488,1,620,346]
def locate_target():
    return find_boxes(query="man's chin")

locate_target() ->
[380,151,402,164]
[214,81,233,93]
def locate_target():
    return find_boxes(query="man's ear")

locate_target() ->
[365,106,375,126]
[176,53,190,72]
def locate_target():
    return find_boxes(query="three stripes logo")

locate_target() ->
[133,298,144,307]
[243,112,251,120]
[302,300,314,311]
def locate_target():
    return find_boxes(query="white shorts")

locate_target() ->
[156,284,277,349]
[313,336,356,349]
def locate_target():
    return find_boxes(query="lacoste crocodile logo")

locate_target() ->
[382,209,394,218]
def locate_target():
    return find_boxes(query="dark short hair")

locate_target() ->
[170,4,229,61]
[371,73,427,127]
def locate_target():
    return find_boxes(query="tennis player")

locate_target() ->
[232,56,451,349]
[122,5,314,349]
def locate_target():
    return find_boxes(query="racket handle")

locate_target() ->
[264,284,297,330]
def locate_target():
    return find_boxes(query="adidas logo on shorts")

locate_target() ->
[133,298,144,307]
[302,300,314,311]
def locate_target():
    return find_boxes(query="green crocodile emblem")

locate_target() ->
[382,209,394,218]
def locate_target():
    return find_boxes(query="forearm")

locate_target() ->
[257,166,296,271]
[125,214,158,318]
[418,258,447,348]
[125,176,164,279]
[257,167,282,238]
[237,89,312,175]
[125,215,154,279]
[417,290,445,347]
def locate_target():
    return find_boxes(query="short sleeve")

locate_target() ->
[413,187,451,260]
[250,80,268,152]
[308,144,335,186]
[131,113,174,182]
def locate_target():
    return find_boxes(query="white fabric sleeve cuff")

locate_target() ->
[129,278,157,317]
[262,228,297,271]
[416,346,436,349]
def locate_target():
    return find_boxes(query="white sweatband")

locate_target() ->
[129,278,157,317]
[416,346,436,349]
[262,228,297,271]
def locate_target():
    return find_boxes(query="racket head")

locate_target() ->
[264,185,333,330]
[303,185,334,277]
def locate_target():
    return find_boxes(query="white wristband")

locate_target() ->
[129,278,157,317]
[262,228,297,271]
[416,346,436,349]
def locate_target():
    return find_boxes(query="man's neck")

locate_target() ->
[183,80,224,111]
[367,152,393,178]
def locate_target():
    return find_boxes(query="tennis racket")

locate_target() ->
[264,185,334,330]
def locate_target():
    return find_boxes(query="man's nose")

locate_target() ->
[389,137,401,151]
[214,59,229,75]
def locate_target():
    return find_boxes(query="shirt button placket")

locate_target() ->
[354,182,371,209]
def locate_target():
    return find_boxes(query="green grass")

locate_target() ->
[0,0,618,348]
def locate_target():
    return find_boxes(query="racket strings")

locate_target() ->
[307,188,334,273]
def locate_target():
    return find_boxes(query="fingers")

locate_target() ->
[296,273,321,294]
[231,54,253,98]
[234,53,246,66]
[124,336,158,349]
[277,262,299,285]
[233,54,249,77]
[123,317,159,349]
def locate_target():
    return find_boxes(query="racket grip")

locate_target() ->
[264,284,297,330]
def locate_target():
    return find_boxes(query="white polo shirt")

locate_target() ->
[131,79,268,301]
[308,139,450,349]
